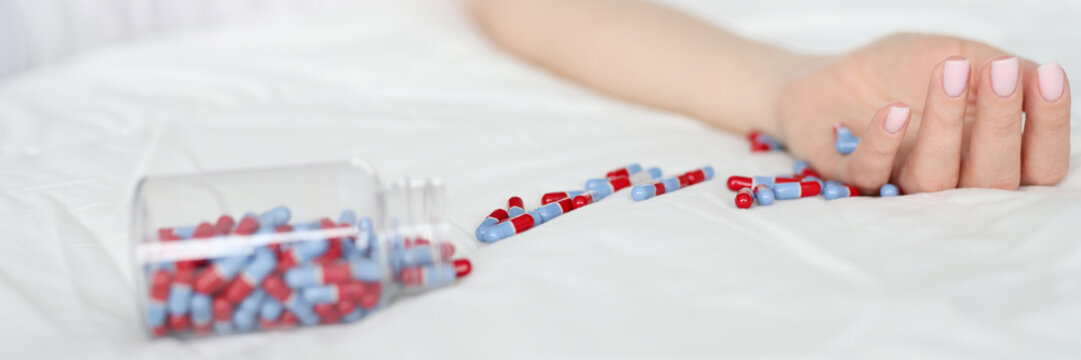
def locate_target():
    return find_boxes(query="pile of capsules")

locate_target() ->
[730,126,899,208]
[476,163,715,242]
[144,206,471,337]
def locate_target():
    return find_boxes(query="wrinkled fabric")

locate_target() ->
[0,0,1079,358]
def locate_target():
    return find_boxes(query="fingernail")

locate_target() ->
[943,58,970,98]
[884,106,909,134]
[990,57,1019,97]
[1037,62,1065,102]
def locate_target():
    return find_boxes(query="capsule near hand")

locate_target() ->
[823,183,861,200]
[772,180,822,200]
[735,188,754,209]
[880,184,899,197]
[727,175,798,191]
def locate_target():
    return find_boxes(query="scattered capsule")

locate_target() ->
[584,176,632,199]
[823,183,861,200]
[753,184,775,205]
[507,196,525,217]
[572,190,599,209]
[475,208,509,241]
[482,211,543,243]
[735,188,754,209]
[541,191,585,205]
[605,163,644,179]
[631,177,680,201]
[772,181,823,200]
[880,184,899,197]
[536,197,575,222]
[726,175,799,191]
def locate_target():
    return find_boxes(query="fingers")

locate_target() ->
[897,57,970,192]
[1021,62,1071,185]
[959,57,1024,189]
[840,103,911,190]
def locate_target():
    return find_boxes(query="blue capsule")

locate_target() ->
[173,226,196,239]
[754,185,775,205]
[190,294,212,325]
[823,183,859,200]
[793,160,811,175]
[536,198,573,222]
[631,183,658,201]
[285,297,320,326]
[880,184,899,197]
[301,286,336,304]
[233,290,266,332]
[260,297,283,322]
[483,211,542,243]
[836,137,860,155]
[339,209,357,225]
[259,206,291,228]
[147,302,167,328]
[644,167,664,181]
[239,247,277,285]
[341,307,365,323]
[166,282,193,316]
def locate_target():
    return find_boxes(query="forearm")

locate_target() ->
[468,0,813,135]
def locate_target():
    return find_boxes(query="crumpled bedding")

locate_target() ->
[1,0,1079,358]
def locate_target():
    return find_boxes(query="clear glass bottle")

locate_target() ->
[130,159,471,338]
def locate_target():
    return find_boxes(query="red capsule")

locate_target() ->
[508,196,524,210]
[234,216,260,235]
[313,303,340,324]
[572,192,595,209]
[149,269,172,302]
[212,296,233,322]
[261,275,293,303]
[454,259,472,277]
[541,191,573,205]
[168,314,190,332]
[735,188,754,209]
[214,215,235,234]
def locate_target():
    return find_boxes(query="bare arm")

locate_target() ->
[467,0,814,135]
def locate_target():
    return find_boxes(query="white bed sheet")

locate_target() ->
[1,0,1079,358]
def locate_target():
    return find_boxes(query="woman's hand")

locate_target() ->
[776,33,1070,193]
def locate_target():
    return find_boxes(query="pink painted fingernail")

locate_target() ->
[943,58,970,98]
[1037,62,1065,102]
[884,106,909,134]
[990,57,1019,97]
